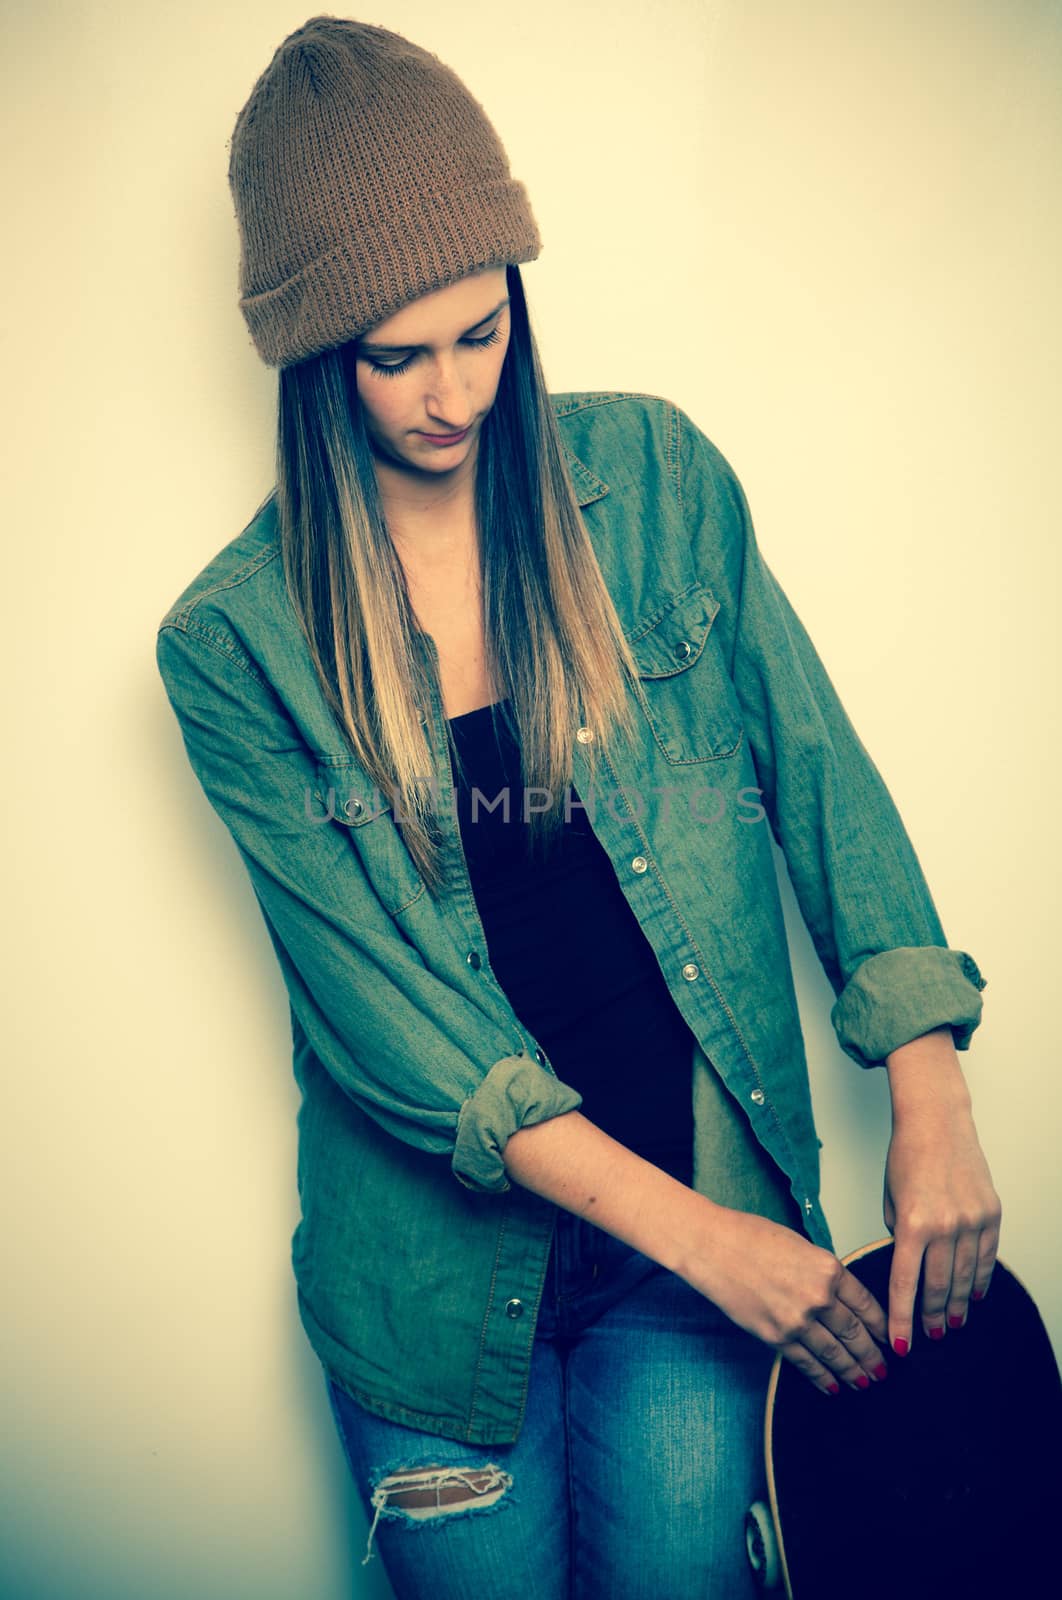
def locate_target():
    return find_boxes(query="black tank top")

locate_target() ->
[447,699,695,1186]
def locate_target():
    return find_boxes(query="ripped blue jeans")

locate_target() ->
[324,1209,773,1599]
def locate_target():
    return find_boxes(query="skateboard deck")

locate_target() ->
[745,1238,1062,1597]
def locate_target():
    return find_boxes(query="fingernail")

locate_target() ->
[972,1290,984,1302]
[948,1314,964,1329]
[873,1363,888,1381]
[928,1326,945,1341]
[854,1374,870,1389]
[893,1337,909,1356]
[826,1381,840,1395]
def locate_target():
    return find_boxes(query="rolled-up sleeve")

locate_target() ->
[453,1055,588,1192]
[830,946,987,1069]
[156,619,582,1193]
[676,408,987,1069]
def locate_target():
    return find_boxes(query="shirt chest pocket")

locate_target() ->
[627,582,744,763]
[311,757,425,918]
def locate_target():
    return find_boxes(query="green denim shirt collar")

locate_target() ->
[562,439,610,507]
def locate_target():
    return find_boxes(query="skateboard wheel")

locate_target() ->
[745,1500,781,1590]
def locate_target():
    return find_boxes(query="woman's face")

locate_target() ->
[353,267,511,479]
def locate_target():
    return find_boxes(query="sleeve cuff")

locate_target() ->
[452,1054,584,1193]
[830,946,987,1070]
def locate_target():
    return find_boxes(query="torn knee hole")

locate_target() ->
[371,1463,512,1519]
[361,1461,513,1565]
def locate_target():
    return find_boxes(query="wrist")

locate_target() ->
[885,1026,973,1121]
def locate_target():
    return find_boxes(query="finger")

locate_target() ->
[887,1231,926,1356]
[835,1267,889,1346]
[971,1213,1001,1303]
[919,1235,957,1339]
[945,1228,981,1329]
[791,1318,883,1392]
[815,1301,890,1386]
[779,1339,842,1397]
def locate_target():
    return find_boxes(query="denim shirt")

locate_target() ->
[156,392,986,1445]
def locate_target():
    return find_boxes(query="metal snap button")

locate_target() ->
[632,856,648,874]
[576,726,594,744]
[750,1089,766,1105]
[534,1048,547,1065]
[804,1197,814,1214]
[674,640,692,661]
[504,1298,524,1319]
[681,963,699,981]
[343,796,364,819]
[466,951,482,970]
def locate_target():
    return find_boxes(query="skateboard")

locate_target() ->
[744,1237,1062,1597]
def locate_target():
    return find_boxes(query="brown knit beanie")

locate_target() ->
[227,15,541,368]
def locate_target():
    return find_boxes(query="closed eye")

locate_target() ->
[364,327,505,379]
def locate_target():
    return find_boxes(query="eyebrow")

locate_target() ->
[356,298,510,355]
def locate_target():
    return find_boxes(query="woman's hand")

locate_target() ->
[677,1208,890,1395]
[883,1028,1001,1356]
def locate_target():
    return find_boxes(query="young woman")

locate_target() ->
[157,16,1000,1599]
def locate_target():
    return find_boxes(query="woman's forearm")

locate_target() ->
[885,1025,974,1125]
[503,1108,892,1388]
[502,1109,715,1277]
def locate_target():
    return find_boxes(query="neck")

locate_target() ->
[391,518,480,584]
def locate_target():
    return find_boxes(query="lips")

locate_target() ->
[419,426,470,444]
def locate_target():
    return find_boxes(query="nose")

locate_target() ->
[423,352,473,432]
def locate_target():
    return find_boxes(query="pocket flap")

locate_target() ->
[627,583,721,679]
[311,757,393,829]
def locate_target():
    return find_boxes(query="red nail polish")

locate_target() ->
[827,1382,840,1395]
[929,1326,945,1341]
[972,1290,984,1302]
[873,1363,888,1381]
[854,1374,870,1389]
[948,1314,964,1329]
[893,1337,909,1356]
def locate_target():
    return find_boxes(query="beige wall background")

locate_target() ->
[4,1,1059,1596]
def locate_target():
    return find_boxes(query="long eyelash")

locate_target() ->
[367,326,504,379]
[468,327,504,350]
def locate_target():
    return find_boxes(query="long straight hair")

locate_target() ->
[275,264,641,896]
